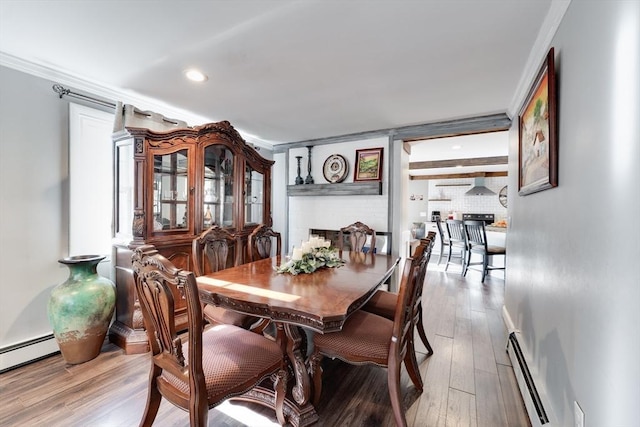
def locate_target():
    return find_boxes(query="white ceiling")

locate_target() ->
[0,0,553,172]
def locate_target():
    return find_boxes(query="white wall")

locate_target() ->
[0,66,71,366]
[504,1,640,426]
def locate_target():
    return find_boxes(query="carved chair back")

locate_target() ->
[338,221,376,254]
[132,245,208,421]
[408,232,435,341]
[248,224,282,262]
[412,232,435,300]
[192,225,240,276]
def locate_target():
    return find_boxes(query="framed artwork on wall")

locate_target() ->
[354,147,383,182]
[518,47,558,196]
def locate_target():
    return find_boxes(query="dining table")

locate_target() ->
[196,250,400,427]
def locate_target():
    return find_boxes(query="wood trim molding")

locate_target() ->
[287,182,382,196]
[410,171,508,180]
[410,156,508,170]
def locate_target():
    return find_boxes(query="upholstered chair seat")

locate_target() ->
[313,310,393,365]
[363,290,396,319]
[162,324,284,405]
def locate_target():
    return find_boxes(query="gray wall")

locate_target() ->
[504,1,639,426]
[0,66,70,348]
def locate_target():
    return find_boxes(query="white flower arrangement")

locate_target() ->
[276,237,345,275]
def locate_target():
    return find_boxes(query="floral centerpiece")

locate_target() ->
[276,237,345,275]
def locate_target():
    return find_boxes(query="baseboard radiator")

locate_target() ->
[0,333,59,373]
[507,332,550,427]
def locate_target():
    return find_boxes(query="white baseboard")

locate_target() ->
[0,334,59,373]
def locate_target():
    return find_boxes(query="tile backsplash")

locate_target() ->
[409,176,508,222]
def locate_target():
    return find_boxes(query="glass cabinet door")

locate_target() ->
[245,165,264,226]
[203,145,234,229]
[153,149,189,231]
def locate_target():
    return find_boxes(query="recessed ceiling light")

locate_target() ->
[184,69,208,82]
[452,144,462,150]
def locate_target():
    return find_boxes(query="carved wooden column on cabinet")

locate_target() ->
[110,121,274,354]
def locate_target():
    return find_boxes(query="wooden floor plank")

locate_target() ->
[470,310,498,375]
[486,308,511,367]
[474,369,509,427]
[446,388,478,427]
[450,315,475,394]
[411,334,453,427]
[455,284,472,321]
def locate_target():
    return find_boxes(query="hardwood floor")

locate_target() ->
[0,260,530,427]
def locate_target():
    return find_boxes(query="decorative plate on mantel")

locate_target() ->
[323,154,348,183]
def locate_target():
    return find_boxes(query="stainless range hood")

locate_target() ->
[465,177,496,196]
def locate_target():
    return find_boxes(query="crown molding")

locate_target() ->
[507,0,572,119]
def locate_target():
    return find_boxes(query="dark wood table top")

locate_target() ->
[197,252,400,333]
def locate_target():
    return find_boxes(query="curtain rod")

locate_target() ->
[52,84,116,109]
[51,84,184,125]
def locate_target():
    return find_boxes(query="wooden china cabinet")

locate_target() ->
[109,121,273,354]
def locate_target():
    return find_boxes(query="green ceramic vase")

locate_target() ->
[47,255,116,364]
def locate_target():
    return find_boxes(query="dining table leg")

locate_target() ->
[281,323,312,406]
[235,323,318,427]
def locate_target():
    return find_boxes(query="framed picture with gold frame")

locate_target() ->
[354,147,383,182]
[518,47,558,196]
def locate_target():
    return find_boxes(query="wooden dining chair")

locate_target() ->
[362,231,436,355]
[310,237,433,427]
[192,226,260,330]
[246,224,282,334]
[248,224,282,262]
[463,220,506,283]
[132,244,287,427]
[338,221,376,254]
[445,219,467,273]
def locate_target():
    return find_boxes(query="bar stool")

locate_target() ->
[445,219,467,273]
[463,220,506,283]
[434,217,450,265]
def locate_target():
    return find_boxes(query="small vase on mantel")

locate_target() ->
[47,255,116,364]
